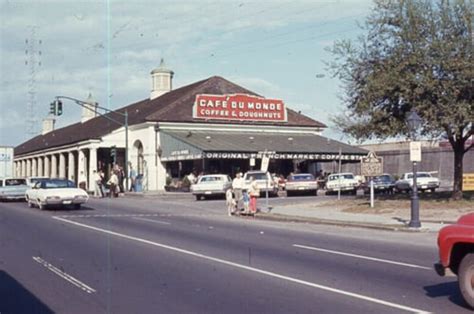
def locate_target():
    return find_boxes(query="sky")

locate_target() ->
[0,0,373,148]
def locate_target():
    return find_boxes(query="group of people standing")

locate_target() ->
[226,173,260,216]
[92,164,139,198]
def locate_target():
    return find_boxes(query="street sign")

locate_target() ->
[360,151,383,177]
[261,155,270,172]
[463,173,474,191]
[410,141,422,162]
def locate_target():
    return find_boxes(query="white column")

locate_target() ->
[38,157,44,177]
[26,159,31,177]
[88,147,98,192]
[44,156,50,178]
[32,158,38,177]
[59,153,66,178]
[13,162,17,177]
[78,149,86,188]
[51,155,58,178]
[21,160,26,177]
[68,152,75,181]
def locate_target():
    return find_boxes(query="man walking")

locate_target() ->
[232,172,244,212]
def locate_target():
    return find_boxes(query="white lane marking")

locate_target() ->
[32,256,96,294]
[53,216,429,313]
[55,213,161,218]
[132,217,171,225]
[293,244,431,270]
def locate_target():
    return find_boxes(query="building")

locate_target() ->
[14,61,367,191]
[0,146,14,178]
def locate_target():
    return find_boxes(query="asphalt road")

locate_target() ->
[0,195,470,314]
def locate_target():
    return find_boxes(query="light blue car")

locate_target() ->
[0,178,29,201]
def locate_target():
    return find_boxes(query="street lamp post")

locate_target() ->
[53,96,129,189]
[407,110,422,228]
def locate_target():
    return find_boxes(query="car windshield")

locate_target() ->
[245,173,267,181]
[200,176,224,183]
[5,179,27,186]
[375,175,392,181]
[407,173,431,179]
[329,174,354,181]
[289,174,314,181]
[39,179,76,189]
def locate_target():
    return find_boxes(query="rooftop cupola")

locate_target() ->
[81,92,98,123]
[150,58,174,100]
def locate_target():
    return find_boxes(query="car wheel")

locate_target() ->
[74,204,81,210]
[313,190,318,196]
[286,191,293,197]
[38,203,46,210]
[430,188,436,193]
[458,253,474,309]
[195,195,202,201]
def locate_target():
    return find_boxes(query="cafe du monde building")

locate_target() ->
[14,60,366,192]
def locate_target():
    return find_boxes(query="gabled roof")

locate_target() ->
[15,76,326,156]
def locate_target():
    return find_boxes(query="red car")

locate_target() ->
[435,213,474,308]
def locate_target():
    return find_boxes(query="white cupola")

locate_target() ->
[150,58,174,100]
[42,115,56,135]
[81,92,98,123]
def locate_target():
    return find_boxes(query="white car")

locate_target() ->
[191,174,232,200]
[243,170,279,197]
[395,172,440,193]
[0,178,29,201]
[325,173,359,195]
[25,178,89,210]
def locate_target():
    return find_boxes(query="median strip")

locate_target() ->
[53,216,430,313]
[293,244,431,270]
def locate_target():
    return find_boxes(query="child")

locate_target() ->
[242,190,250,213]
[226,188,236,216]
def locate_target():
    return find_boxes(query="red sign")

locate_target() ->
[193,94,287,122]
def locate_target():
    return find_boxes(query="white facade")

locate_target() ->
[0,146,14,178]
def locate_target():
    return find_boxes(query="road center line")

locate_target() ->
[52,216,429,313]
[293,244,431,270]
[132,217,171,225]
[32,256,96,294]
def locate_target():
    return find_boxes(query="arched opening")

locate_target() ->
[133,140,144,175]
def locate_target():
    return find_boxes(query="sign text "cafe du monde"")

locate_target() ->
[193,94,287,122]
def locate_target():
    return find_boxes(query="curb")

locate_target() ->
[252,213,435,233]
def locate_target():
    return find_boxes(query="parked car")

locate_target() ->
[285,173,318,196]
[191,174,232,200]
[325,173,359,195]
[25,178,89,210]
[395,172,440,193]
[435,213,474,309]
[362,174,396,194]
[0,178,28,201]
[243,170,279,197]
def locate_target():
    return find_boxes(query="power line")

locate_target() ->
[25,26,42,139]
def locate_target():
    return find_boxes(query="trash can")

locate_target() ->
[135,175,143,192]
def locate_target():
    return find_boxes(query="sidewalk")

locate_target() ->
[260,205,450,232]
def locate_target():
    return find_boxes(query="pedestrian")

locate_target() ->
[99,170,106,196]
[78,170,87,190]
[118,166,125,193]
[232,172,244,212]
[225,188,236,216]
[107,171,119,198]
[129,165,137,192]
[248,176,260,213]
[93,170,103,198]
[242,190,250,213]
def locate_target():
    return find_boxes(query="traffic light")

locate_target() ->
[49,102,56,115]
[110,146,117,163]
[56,100,63,116]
